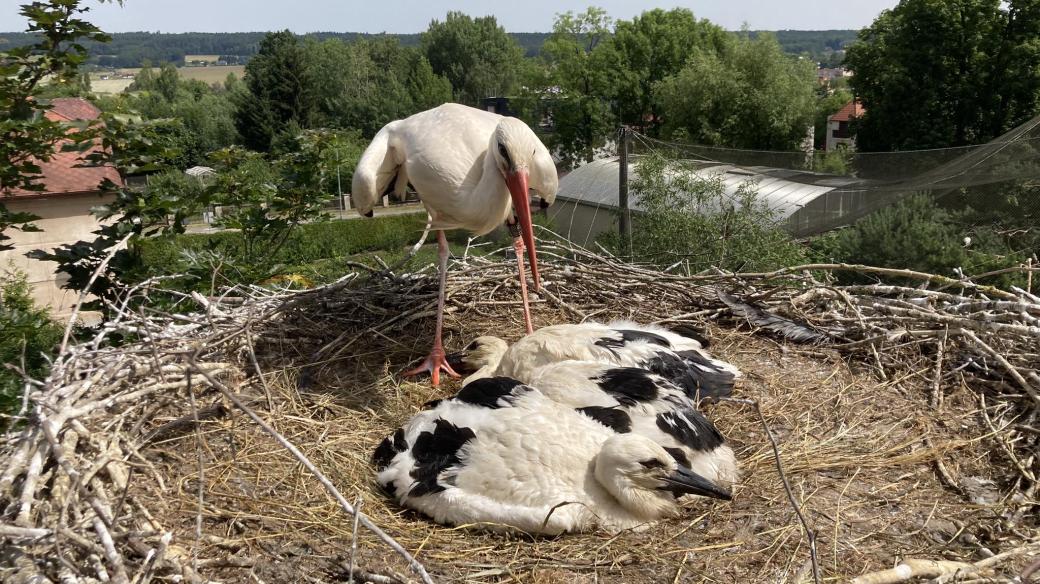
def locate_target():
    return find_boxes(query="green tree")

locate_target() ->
[541,8,620,166]
[611,8,729,132]
[204,131,340,269]
[1,0,113,251]
[109,74,240,168]
[656,33,816,150]
[307,37,450,137]
[155,61,180,101]
[234,30,316,151]
[845,0,1040,151]
[128,59,155,91]
[406,53,453,112]
[421,12,524,104]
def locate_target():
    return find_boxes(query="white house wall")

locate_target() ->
[1,194,114,314]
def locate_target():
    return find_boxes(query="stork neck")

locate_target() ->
[460,338,509,386]
[468,134,512,234]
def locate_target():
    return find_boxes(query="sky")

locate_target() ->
[2,1,900,33]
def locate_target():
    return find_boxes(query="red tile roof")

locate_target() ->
[3,97,123,199]
[829,100,865,123]
[46,97,104,123]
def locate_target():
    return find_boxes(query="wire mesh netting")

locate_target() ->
[633,116,1040,236]
[549,115,1040,245]
[545,118,1040,288]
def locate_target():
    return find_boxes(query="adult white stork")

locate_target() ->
[352,103,558,385]
[446,321,741,401]
[373,377,732,534]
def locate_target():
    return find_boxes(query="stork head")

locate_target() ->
[491,118,555,291]
[446,336,509,384]
[595,434,731,520]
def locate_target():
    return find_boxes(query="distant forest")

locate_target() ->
[0,29,857,68]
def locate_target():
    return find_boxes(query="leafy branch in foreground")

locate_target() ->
[32,126,353,308]
[1,0,113,251]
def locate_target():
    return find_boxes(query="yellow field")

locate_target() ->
[88,65,247,94]
[91,77,134,94]
[179,65,246,84]
[184,54,221,63]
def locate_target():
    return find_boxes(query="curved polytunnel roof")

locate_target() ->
[554,157,846,233]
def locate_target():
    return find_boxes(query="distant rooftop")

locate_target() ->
[829,100,865,123]
[3,97,122,198]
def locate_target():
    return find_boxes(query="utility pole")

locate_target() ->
[618,126,632,255]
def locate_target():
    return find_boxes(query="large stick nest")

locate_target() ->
[1,239,1038,583]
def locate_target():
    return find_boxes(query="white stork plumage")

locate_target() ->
[447,321,742,401]
[445,342,741,486]
[352,103,558,385]
[373,377,732,534]
[513,361,738,485]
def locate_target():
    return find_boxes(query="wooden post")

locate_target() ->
[618,126,632,255]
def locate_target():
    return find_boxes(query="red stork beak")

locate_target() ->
[505,169,540,291]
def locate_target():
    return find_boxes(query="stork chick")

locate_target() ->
[448,321,741,400]
[373,377,732,535]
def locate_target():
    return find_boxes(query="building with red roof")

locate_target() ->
[1,97,122,313]
[4,98,123,198]
[826,100,865,152]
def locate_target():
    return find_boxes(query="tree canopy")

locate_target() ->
[656,32,817,150]
[306,37,451,138]
[611,8,729,131]
[421,12,525,105]
[540,8,620,166]
[234,30,316,151]
[845,0,1040,151]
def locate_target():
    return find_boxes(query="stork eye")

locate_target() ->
[465,341,479,351]
[498,143,510,162]
[639,459,666,469]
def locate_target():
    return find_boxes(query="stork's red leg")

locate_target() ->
[513,236,535,335]
[403,230,460,386]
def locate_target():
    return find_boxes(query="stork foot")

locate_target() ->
[403,347,460,387]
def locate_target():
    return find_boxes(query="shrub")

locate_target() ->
[604,153,807,273]
[0,271,63,416]
[132,213,475,291]
[810,193,1029,288]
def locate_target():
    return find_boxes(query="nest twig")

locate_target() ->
[1,235,1037,583]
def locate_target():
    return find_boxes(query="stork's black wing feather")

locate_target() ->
[644,351,734,400]
[718,290,833,344]
[656,409,725,452]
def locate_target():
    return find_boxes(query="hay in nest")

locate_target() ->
[2,238,1038,584]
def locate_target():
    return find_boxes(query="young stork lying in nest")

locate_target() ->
[373,377,734,534]
[447,321,741,401]
[445,326,741,484]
